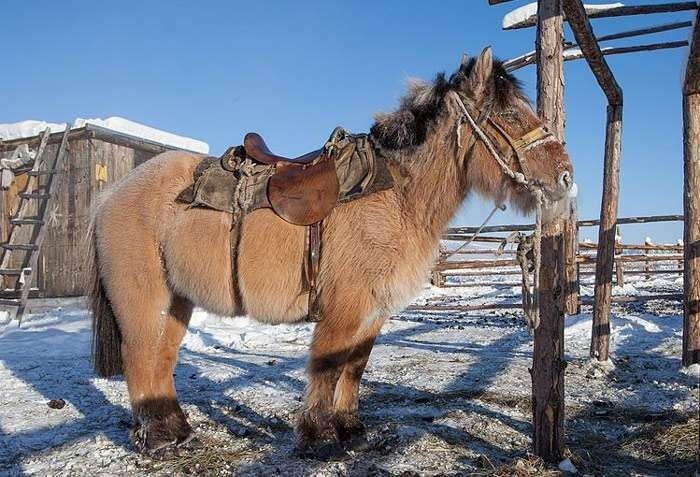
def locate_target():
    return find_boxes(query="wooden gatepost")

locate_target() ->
[531,0,566,462]
[683,9,700,367]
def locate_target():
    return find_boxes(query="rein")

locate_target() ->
[448,91,548,330]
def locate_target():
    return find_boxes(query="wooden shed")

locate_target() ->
[0,124,204,297]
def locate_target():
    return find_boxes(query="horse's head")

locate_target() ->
[451,47,575,223]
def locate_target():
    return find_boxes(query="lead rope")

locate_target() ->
[441,202,506,262]
[450,91,544,331]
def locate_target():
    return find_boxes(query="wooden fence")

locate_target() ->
[430,215,684,304]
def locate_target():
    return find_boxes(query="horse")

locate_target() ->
[88,47,574,457]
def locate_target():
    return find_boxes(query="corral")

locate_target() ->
[0,0,698,475]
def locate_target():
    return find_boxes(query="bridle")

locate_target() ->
[447,90,555,330]
[450,90,553,194]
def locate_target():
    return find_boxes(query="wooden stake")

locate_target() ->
[683,10,700,367]
[615,226,624,287]
[533,0,566,463]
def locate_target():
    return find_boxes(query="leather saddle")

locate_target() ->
[244,131,340,226]
[244,133,321,165]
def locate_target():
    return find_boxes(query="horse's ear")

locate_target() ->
[468,46,493,98]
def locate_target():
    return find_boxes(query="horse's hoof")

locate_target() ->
[333,411,366,443]
[130,420,195,457]
[342,433,370,452]
[296,440,348,461]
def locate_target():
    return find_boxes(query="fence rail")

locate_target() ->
[433,215,684,303]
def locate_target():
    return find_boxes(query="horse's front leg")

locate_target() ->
[296,308,365,456]
[331,317,385,446]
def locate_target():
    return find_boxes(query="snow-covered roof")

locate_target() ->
[0,117,209,154]
[503,2,625,29]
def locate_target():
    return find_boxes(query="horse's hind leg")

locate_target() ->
[110,275,194,452]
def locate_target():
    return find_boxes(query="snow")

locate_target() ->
[0,120,66,141]
[558,458,578,473]
[503,2,625,29]
[74,117,209,154]
[0,117,209,154]
[0,273,695,475]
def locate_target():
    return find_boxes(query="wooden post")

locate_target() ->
[644,237,653,279]
[532,0,566,462]
[615,226,624,287]
[591,104,622,361]
[562,0,624,363]
[532,221,567,462]
[683,10,700,367]
[564,212,580,314]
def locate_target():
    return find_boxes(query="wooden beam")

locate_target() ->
[505,1,698,30]
[562,0,623,362]
[445,214,683,235]
[562,0,623,104]
[532,0,566,463]
[683,9,700,367]
[594,20,692,43]
[506,40,690,72]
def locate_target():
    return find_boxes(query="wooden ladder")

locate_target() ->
[0,126,68,325]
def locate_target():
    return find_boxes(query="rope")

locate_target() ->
[442,203,506,262]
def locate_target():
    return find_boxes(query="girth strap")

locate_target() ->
[306,221,323,322]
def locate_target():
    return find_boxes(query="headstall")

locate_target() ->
[448,90,554,330]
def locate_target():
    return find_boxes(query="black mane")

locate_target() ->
[370,59,524,151]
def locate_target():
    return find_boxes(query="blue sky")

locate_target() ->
[3,0,692,243]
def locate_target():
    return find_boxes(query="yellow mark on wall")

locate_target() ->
[95,164,108,183]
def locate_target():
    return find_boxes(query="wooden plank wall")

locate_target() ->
[0,133,171,297]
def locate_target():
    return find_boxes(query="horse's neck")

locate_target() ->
[398,147,466,243]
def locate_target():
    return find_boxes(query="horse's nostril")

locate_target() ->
[559,171,572,190]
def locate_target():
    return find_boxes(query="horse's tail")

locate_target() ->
[87,215,123,377]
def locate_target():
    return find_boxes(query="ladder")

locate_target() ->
[0,125,68,325]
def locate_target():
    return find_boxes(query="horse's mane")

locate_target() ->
[370,59,526,151]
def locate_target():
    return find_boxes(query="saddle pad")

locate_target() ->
[176,157,238,213]
[176,132,395,217]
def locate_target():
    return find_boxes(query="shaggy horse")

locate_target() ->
[89,48,574,456]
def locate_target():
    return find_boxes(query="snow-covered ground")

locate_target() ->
[0,118,209,154]
[0,274,696,476]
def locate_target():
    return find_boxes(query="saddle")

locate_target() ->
[242,133,340,225]
[177,127,394,322]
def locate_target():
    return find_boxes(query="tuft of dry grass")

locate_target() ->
[469,454,563,477]
[620,416,698,464]
[570,415,698,475]
[151,434,264,476]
